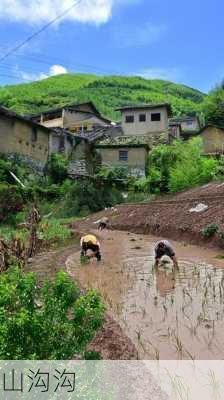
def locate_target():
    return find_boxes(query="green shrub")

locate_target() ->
[147,138,218,194]
[0,268,105,359]
[202,224,219,238]
[96,166,128,188]
[169,156,217,193]
[203,82,224,126]
[45,153,69,184]
[56,179,123,218]
[0,184,24,223]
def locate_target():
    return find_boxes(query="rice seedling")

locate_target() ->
[173,333,183,357]
[140,306,146,318]
[135,329,141,342]
[185,347,196,360]
[163,304,168,316]
[166,370,190,400]
[206,369,222,400]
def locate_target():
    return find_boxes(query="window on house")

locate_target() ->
[186,120,193,126]
[151,113,161,121]
[125,115,134,123]
[119,150,128,162]
[139,114,146,122]
[31,127,37,142]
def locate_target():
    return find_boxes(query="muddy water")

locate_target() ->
[66,230,224,360]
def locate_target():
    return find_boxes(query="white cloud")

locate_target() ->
[18,64,68,81]
[49,65,68,76]
[135,68,181,82]
[112,22,166,48]
[0,0,139,25]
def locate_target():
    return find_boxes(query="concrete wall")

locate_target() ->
[0,116,49,164]
[121,107,168,137]
[97,147,147,177]
[200,127,224,154]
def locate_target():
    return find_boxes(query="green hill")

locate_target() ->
[0,73,205,120]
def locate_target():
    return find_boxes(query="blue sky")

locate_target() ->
[0,0,223,93]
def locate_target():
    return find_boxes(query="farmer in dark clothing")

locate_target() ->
[80,234,101,261]
[154,240,178,268]
[98,217,109,231]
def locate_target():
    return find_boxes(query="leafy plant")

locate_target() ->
[45,153,69,184]
[38,219,71,242]
[0,184,24,223]
[0,268,105,359]
[146,138,218,194]
[202,224,219,238]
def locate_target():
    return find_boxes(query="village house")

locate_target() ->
[95,103,172,176]
[95,136,149,177]
[169,115,201,140]
[0,106,50,170]
[197,125,224,155]
[30,101,112,134]
[168,121,181,140]
[1,99,212,179]
[0,105,91,175]
[116,103,171,138]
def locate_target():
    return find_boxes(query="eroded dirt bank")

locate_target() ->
[71,182,224,249]
[67,228,224,360]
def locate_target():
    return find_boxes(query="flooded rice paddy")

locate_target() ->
[66,230,224,359]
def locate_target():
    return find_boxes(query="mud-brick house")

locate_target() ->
[169,115,201,140]
[95,136,149,177]
[0,106,50,170]
[0,106,91,176]
[94,103,171,177]
[30,101,112,134]
[56,130,94,177]
[198,125,224,155]
[116,103,171,139]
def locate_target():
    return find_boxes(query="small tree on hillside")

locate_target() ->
[203,82,224,127]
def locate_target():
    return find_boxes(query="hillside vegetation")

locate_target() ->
[0,73,205,120]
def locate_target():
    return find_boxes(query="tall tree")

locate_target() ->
[203,82,224,126]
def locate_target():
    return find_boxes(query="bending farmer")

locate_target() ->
[154,240,178,268]
[80,234,101,261]
[98,217,109,231]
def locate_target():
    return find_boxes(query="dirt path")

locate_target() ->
[66,229,224,360]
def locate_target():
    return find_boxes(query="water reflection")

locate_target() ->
[154,264,177,297]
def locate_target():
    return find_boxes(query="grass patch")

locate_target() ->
[38,219,72,243]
